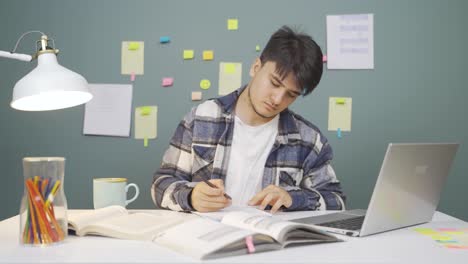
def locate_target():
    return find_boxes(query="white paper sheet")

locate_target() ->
[328,97,352,131]
[83,84,133,137]
[218,62,242,95]
[134,106,157,140]
[327,14,374,69]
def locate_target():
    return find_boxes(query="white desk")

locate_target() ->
[1,210,467,263]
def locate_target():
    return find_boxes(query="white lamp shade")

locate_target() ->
[10,53,93,111]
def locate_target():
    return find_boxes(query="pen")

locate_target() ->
[201,178,232,200]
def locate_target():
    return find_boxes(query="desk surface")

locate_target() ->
[1,210,467,263]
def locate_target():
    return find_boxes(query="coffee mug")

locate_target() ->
[93,178,140,209]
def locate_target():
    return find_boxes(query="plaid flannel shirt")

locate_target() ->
[152,86,346,211]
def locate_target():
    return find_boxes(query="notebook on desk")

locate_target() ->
[292,143,459,237]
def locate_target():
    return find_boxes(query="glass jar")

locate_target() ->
[19,157,68,245]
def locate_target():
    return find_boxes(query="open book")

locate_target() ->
[68,206,342,260]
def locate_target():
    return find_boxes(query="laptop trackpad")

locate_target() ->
[292,209,367,225]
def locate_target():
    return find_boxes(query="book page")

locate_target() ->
[68,205,127,231]
[222,212,339,244]
[152,217,255,260]
[193,205,271,221]
[81,211,194,240]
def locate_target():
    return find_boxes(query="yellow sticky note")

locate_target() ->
[430,235,455,241]
[256,45,261,52]
[225,63,236,74]
[140,106,152,116]
[128,42,140,50]
[200,79,211,90]
[219,62,242,95]
[183,50,194,60]
[336,98,346,104]
[144,138,148,147]
[414,228,439,235]
[227,19,238,30]
[203,50,214,60]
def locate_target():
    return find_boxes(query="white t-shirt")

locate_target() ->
[225,115,279,206]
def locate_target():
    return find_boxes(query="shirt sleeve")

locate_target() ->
[151,108,197,211]
[284,140,346,211]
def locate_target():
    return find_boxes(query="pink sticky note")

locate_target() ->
[322,55,327,62]
[245,235,255,253]
[130,73,136,81]
[162,77,174,87]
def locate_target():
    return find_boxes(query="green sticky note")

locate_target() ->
[128,42,140,51]
[183,50,194,59]
[225,63,236,74]
[336,98,346,104]
[140,106,152,116]
[256,45,260,52]
[144,138,148,147]
[227,19,238,30]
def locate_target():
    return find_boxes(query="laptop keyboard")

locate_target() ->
[317,215,365,231]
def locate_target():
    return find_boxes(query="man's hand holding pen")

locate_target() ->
[191,179,231,212]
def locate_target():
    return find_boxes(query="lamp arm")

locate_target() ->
[0,50,32,61]
[0,30,46,62]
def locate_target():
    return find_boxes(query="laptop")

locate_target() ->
[292,143,459,237]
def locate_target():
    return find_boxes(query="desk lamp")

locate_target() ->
[0,31,92,111]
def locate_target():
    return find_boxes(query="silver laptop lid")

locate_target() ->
[360,143,459,237]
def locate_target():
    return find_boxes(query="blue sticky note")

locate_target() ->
[160,36,170,43]
[337,128,342,138]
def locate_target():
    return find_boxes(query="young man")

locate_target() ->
[152,26,345,213]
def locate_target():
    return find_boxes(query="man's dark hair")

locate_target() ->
[260,25,323,96]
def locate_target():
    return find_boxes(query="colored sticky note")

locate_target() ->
[128,42,140,50]
[323,54,328,62]
[140,106,152,116]
[203,50,214,60]
[337,128,342,138]
[225,63,236,74]
[414,228,439,235]
[192,91,202,101]
[144,138,148,147]
[336,98,346,104]
[121,41,144,75]
[227,19,238,30]
[162,77,174,87]
[160,36,170,43]
[219,62,242,95]
[135,106,157,140]
[183,50,194,59]
[328,97,352,131]
[200,79,211,90]
[256,45,261,52]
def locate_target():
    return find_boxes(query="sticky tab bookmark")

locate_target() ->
[336,98,345,104]
[203,50,214,60]
[255,45,261,52]
[162,77,174,87]
[183,50,194,60]
[128,42,140,50]
[144,138,148,147]
[159,36,170,43]
[337,128,342,138]
[245,235,255,253]
[140,106,152,116]
[130,73,136,82]
[192,91,202,101]
[323,54,328,62]
[227,19,238,30]
[200,79,211,90]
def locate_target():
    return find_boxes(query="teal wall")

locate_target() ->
[1,0,467,221]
